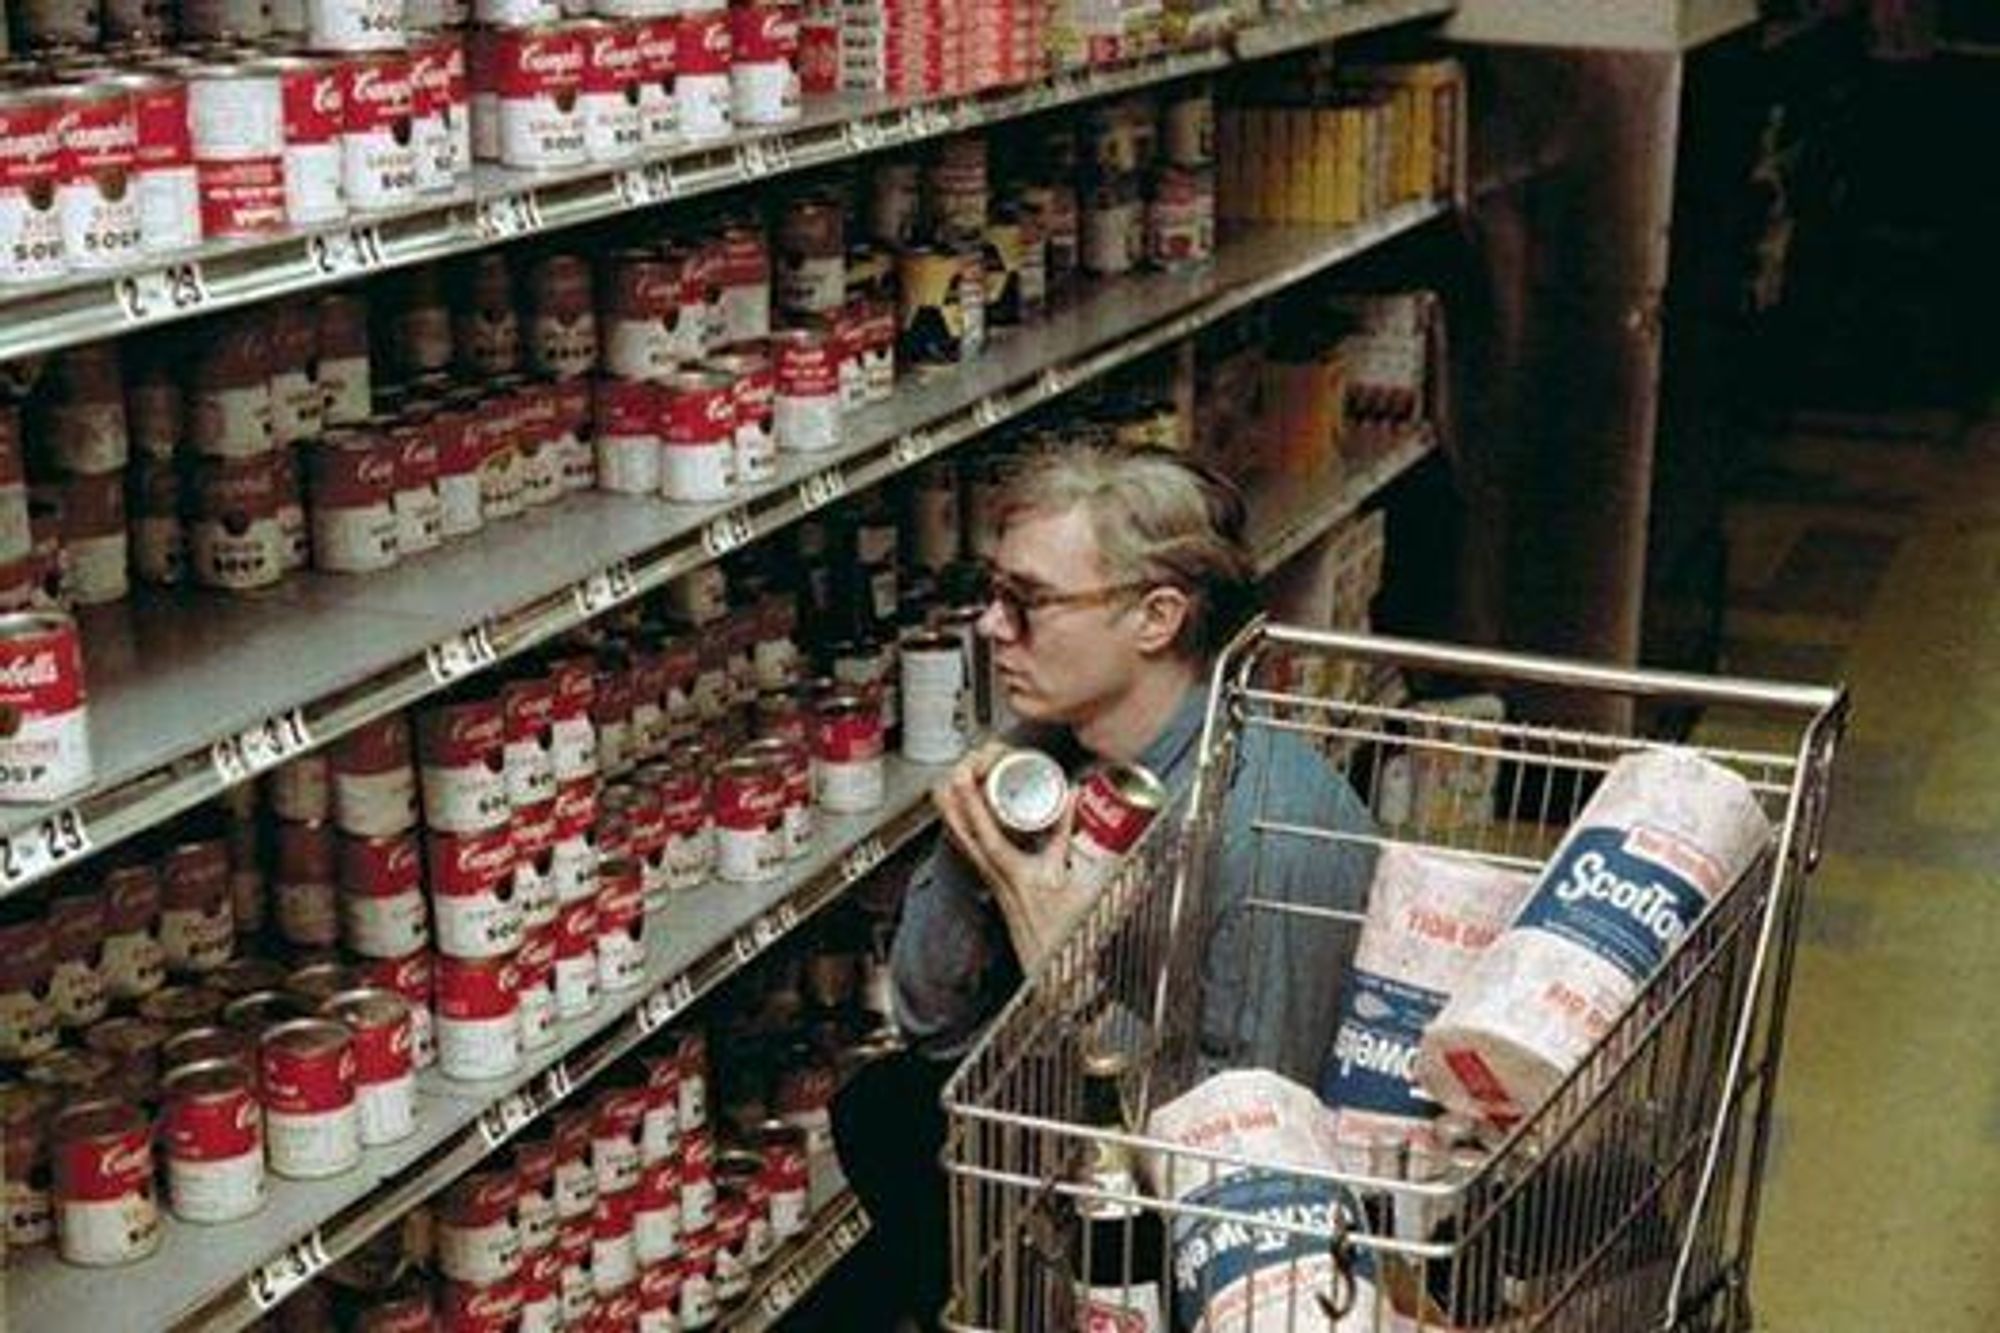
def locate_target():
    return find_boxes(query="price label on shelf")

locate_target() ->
[306,225,387,278]
[762,1268,807,1317]
[973,396,1006,428]
[738,140,772,179]
[210,707,314,786]
[476,1089,538,1148]
[831,1210,870,1250]
[541,1061,575,1104]
[571,560,640,618]
[846,118,883,152]
[1038,367,1069,398]
[113,260,211,325]
[0,807,91,891]
[838,836,887,886]
[794,466,847,514]
[637,974,697,1034]
[891,430,934,468]
[423,620,500,686]
[614,161,677,208]
[701,508,756,558]
[245,1231,333,1311]
[772,900,800,934]
[476,189,544,241]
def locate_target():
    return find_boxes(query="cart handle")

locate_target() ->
[1252,623,1845,717]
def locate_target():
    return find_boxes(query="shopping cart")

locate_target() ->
[942,622,1845,1332]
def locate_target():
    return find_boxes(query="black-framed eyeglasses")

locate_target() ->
[978,564,1154,639]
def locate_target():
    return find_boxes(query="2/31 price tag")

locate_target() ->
[424,620,500,685]
[211,707,314,786]
[636,974,697,1034]
[113,261,210,324]
[245,1231,333,1311]
[794,466,847,514]
[0,807,91,890]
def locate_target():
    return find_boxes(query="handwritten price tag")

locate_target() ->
[476,190,544,241]
[211,708,314,786]
[113,261,210,324]
[973,396,1006,429]
[831,1210,870,1249]
[477,1090,538,1148]
[637,974,697,1034]
[572,560,639,618]
[794,466,848,514]
[701,509,756,558]
[891,430,935,468]
[307,225,386,278]
[424,620,500,685]
[245,1231,333,1311]
[838,836,888,886]
[0,807,91,891]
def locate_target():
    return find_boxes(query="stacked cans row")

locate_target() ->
[836,0,1047,97]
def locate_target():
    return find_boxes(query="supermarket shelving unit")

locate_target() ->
[0,3,1460,1328]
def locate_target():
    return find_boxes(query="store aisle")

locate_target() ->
[1711,402,2000,1332]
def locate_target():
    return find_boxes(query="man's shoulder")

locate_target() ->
[1226,724,1371,825]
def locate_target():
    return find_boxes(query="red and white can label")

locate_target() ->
[341,55,419,213]
[309,437,401,574]
[332,764,419,841]
[554,1138,596,1220]
[341,882,430,958]
[54,91,143,272]
[661,777,712,893]
[550,714,597,787]
[0,96,65,284]
[492,26,588,169]
[435,955,522,1081]
[554,897,600,1019]
[102,927,167,1000]
[429,826,524,958]
[503,683,559,809]
[679,1131,716,1231]
[1067,766,1164,890]
[190,377,273,460]
[675,11,733,141]
[592,1188,639,1294]
[409,36,461,192]
[730,4,801,126]
[279,60,346,225]
[513,800,559,927]
[440,1173,523,1285]
[713,770,784,885]
[418,701,511,833]
[680,1229,718,1327]
[550,787,598,904]
[815,708,885,814]
[441,1274,526,1333]
[582,20,645,163]
[634,1158,681,1263]
[261,1037,363,1179]
[592,1088,647,1195]
[344,1010,417,1146]
[163,1086,265,1224]
[774,331,842,455]
[129,79,201,254]
[0,614,91,802]
[192,68,287,236]
[635,18,678,147]
[517,1160,559,1253]
[518,969,558,1051]
[720,244,771,349]
[270,365,324,450]
[728,361,776,485]
[54,1116,162,1265]
[597,881,647,992]
[662,377,735,504]
[768,1171,807,1239]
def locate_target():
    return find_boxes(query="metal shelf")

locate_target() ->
[1246,424,1439,576]
[1443,0,1757,49]
[0,204,1450,899]
[0,0,1458,365]
[10,755,942,1333]
[721,1191,872,1333]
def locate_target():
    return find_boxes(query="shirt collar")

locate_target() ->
[1135,681,1210,786]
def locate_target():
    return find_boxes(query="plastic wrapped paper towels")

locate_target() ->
[1417,748,1773,1127]
[1142,1070,1380,1333]
[1318,846,1534,1167]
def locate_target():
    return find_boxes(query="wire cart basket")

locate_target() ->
[941,623,1846,1333]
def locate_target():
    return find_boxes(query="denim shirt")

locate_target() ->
[891,684,1378,1084]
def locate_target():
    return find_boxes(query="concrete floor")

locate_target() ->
[1713,404,2000,1331]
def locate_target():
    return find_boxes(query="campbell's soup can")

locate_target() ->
[761,1120,809,1239]
[4,1084,57,1246]
[321,292,375,424]
[777,196,843,317]
[51,1098,161,1265]
[419,696,511,833]
[331,714,421,837]
[0,611,90,801]
[1066,761,1169,892]
[359,949,436,1069]
[272,817,341,950]
[634,1154,680,1264]
[528,252,599,380]
[0,915,59,1061]
[515,1137,559,1250]
[603,250,683,382]
[435,952,523,1080]
[309,0,407,52]
[159,838,235,974]
[553,893,599,1018]
[547,656,598,782]
[322,986,417,1145]
[102,862,167,1001]
[428,823,523,958]
[730,1,800,127]
[519,1244,564,1331]
[661,369,735,504]
[440,1274,526,1333]
[813,692,884,815]
[341,52,419,213]
[488,23,587,170]
[502,674,559,809]
[592,1185,640,1296]
[771,322,841,455]
[439,1164,523,1284]
[711,755,783,884]
[596,859,647,990]
[706,345,774,486]
[549,780,598,907]
[675,7,731,141]
[590,1084,647,1197]
[339,829,430,958]
[389,415,444,555]
[51,83,142,273]
[514,796,560,926]
[557,1217,594,1321]
[715,223,770,344]
[674,1028,707,1129]
[552,1107,596,1218]
[0,91,66,284]
[680,1225,718,1327]
[741,736,810,859]
[433,393,487,536]
[190,61,288,237]
[639,1254,683,1328]
[259,1017,362,1179]
[631,16,677,147]
[189,453,286,590]
[269,298,327,448]
[408,32,459,193]
[114,72,201,254]
[516,923,559,1050]
[270,54,346,225]
[579,18,644,163]
[47,884,109,1030]
[711,1184,753,1300]
[161,1057,266,1223]
[308,429,402,574]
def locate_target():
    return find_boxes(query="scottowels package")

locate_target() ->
[1417,748,1772,1126]
[1141,1070,1380,1333]
[1319,846,1533,1167]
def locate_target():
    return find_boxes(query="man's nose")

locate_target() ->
[976,598,1012,641]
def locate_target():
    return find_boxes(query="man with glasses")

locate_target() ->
[826,443,1377,1331]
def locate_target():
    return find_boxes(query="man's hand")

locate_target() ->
[932,743,1092,973]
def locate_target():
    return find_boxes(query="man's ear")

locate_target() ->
[1131,586,1192,656]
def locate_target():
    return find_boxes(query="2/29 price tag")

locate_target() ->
[245,1230,333,1311]
[211,708,314,785]
[0,807,91,891]
[571,560,639,618]
[424,621,500,685]
[113,261,210,324]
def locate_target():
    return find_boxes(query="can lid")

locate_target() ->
[82,1016,169,1059]
[260,1015,352,1056]
[51,1095,146,1143]
[224,988,313,1033]
[162,1056,252,1100]
[322,986,410,1030]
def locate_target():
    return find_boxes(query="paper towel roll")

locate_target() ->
[1415,748,1772,1127]
[1142,1070,1380,1333]
[1320,846,1534,1167]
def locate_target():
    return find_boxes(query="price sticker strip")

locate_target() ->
[211,707,315,786]
[474,1060,577,1149]
[0,807,92,891]
[794,466,847,514]
[424,620,501,686]
[113,260,210,324]
[245,1230,334,1311]
[637,973,699,1035]
[306,225,388,278]
[572,560,640,617]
